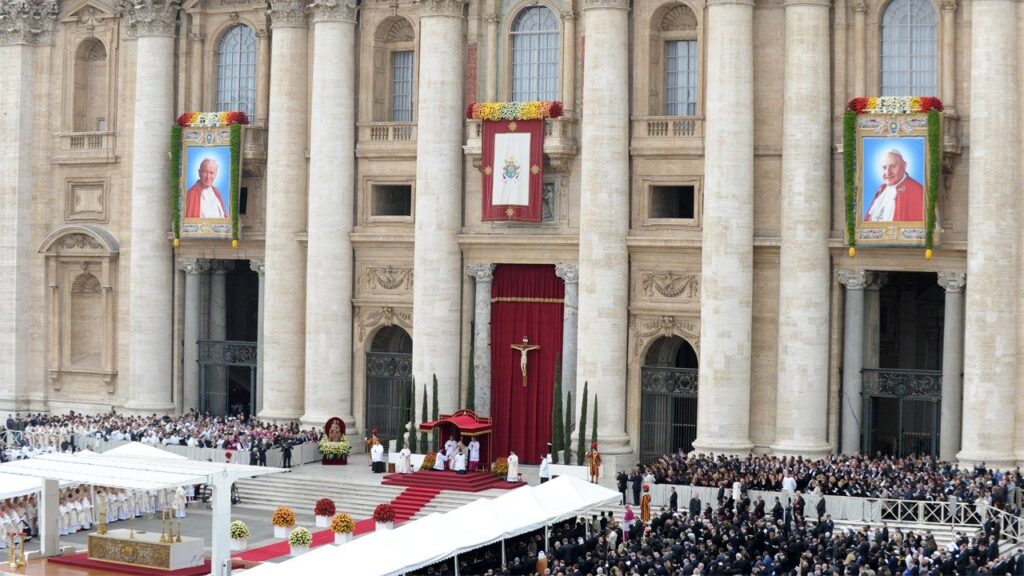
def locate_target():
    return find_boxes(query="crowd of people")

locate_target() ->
[640,452,1022,506]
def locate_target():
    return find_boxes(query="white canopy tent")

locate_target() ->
[241,475,621,576]
[0,446,286,576]
[99,441,189,460]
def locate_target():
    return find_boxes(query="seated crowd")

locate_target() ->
[641,452,1022,505]
[415,490,1024,575]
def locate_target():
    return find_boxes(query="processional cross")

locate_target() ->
[511,337,541,388]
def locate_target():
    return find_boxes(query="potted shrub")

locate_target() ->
[373,503,395,531]
[271,506,296,539]
[288,527,312,556]
[229,520,250,551]
[318,436,352,465]
[331,513,355,545]
[314,498,336,528]
[491,457,509,479]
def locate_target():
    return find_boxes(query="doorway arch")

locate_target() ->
[640,335,698,463]
[365,326,413,446]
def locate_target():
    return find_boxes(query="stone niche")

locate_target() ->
[38,225,119,393]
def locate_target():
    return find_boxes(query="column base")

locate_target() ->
[956,450,1018,470]
[691,437,754,456]
[258,408,303,423]
[300,413,354,430]
[769,441,832,459]
[121,402,176,416]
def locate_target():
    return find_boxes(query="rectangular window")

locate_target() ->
[649,185,695,219]
[372,184,413,217]
[390,51,414,122]
[665,40,697,116]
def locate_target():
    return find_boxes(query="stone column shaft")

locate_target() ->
[485,12,498,102]
[466,264,495,416]
[188,29,204,111]
[940,0,956,111]
[555,264,579,418]
[256,30,271,125]
[863,275,886,369]
[838,269,868,455]
[208,261,231,414]
[692,0,754,455]
[852,0,865,95]
[412,0,466,415]
[560,11,576,114]
[125,0,180,413]
[576,0,630,461]
[178,259,208,412]
[250,259,265,415]
[260,0,310,421]
[771,0,832,457]
[937,272,965,461]
[304,1,358,427]
[960,0,1018,467]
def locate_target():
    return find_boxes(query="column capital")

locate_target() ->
[465,263,495,282]
[485,12,499,24]
[249,258,265,276]
[0,0,58,45]
[561,10,577,21]
[865,271,888,291]
[416,0,466,18]
[851,0,867,12]
[176,258,210,274]
[187,32,206,43]
[582,0,629,11]
[210,260,235,274]
[309,0,357,23]
[782,0,831,6]
[116,0,181,37]
[555,263,580,284]
[940,0,957,11]
[705,0,755,7]
[837,269,870,290]
[268,0,310,28]
[937,271,966,293]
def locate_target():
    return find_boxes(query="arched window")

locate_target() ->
[880,0,937,96]
[510,6,560,102]
[73,38,108,132]
[216,25,258,118]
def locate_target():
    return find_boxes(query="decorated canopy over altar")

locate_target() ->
[418,409,492,462]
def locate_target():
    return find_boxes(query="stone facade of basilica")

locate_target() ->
[0,0,1020,468]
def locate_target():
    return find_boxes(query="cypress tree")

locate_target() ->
[590,395,598,454]
[420,384,429,450]
[563,391,573,465]
[432,374,440,447]
[408,377,417,453]
[576,381,588,465]
[397,378,408,450]
[466,355,476,411]
[551,353,563,463]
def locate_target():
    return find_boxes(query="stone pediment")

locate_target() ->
[60,0,116,23]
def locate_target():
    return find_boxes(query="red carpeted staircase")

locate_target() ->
[382,470,523,493]
[389,486,442,522]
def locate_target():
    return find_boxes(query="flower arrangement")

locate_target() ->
[288,527,312,547]
[331,513,355,534]
[229,520,250,540]
[271,507,296,528]
[372,504,394,523]
[491,457,509,479]
[314,498,336,517]
[176,111,250,127]
[319,436,352,458]
[420,451,437,471]
[846,96,943,115]
[466,101,564,121]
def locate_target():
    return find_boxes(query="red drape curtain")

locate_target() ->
[490,264,564,465]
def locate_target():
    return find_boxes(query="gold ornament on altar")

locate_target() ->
[176,519,183,543]
[16,533,26,569]
[7,532,15,568]
[160,510,172,543]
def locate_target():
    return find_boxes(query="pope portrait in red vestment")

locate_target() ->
[863,149,924,222]
[184,158,227,219]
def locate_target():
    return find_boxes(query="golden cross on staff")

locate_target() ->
[510,337,540,388]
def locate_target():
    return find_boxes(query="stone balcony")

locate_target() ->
[630,116,704,157]
[356,121,418,159]
[242,124,268,163]
[463,117,578,172]
[53,131,118,165]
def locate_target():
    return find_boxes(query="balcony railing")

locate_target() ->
[630,116,704,156]
[464,117,577,171]
[861,368,942,399]
[356,122,418,158]
[54,131,117,164]
[242,124,267,162]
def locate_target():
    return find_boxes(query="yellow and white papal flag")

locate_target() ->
[491,132,532,206]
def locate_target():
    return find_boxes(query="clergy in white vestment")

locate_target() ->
[506,450,519,483]
[370,441,385,473]
[433,451,447,471]
[468,438,481,472]
[80,496,93,528]
[453,451,467,475]
[72,500,84,531]
[173,487,187,519]
[58,501,70,535]
[399,447,412,474]
[116,491,129,521]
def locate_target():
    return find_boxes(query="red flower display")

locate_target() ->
[372,503,394,523]
[315,498,336,517]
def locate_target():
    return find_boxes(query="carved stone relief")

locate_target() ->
[636,270,700,307]
[355,305,412,341]
[362,266,414,293]
[630,314,700,359]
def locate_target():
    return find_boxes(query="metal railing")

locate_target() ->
[359,122,417,143]
[632,116,704,139]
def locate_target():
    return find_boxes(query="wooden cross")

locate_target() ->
[510,337,540,388]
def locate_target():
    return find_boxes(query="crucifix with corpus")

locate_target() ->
[511,336,540,388]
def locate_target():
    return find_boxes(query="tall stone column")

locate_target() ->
[692,0,755,455]
[302,0,358,427]
[178,259,208,412]
[560,10,576,114]
[852,0,866,95]
[188,30,204,111]
[937,272,965,462]
[959,0,1018,467]
[0,0,56,411]
[208,260,232,414]
[940,0,956,112]
[124,0,181,413]
[412,0,465,415]
[250,258,265,415]
[555,264,579,417]
[771,0,832,458]
[863,273,886,369]
[466,264,495,415]
[484,12,498,102]
[260,0,310,421]
[837,269,868,455]
[575,0,631,467]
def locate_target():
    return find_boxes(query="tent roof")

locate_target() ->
[418,409,492,436]
[100,442,188,460]
[0,473,45,500]
[0,452,285,491]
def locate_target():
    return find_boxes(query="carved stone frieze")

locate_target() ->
[60,234,104,251]
[356,306,413,341]
[310,0,357,22]
[116,0,181,37]
[0,0,58,45]
[631,315,700,358]
[364,267,414,291]
[415,0,465,17]
[640,271,699,300]
[267,0,309,28]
